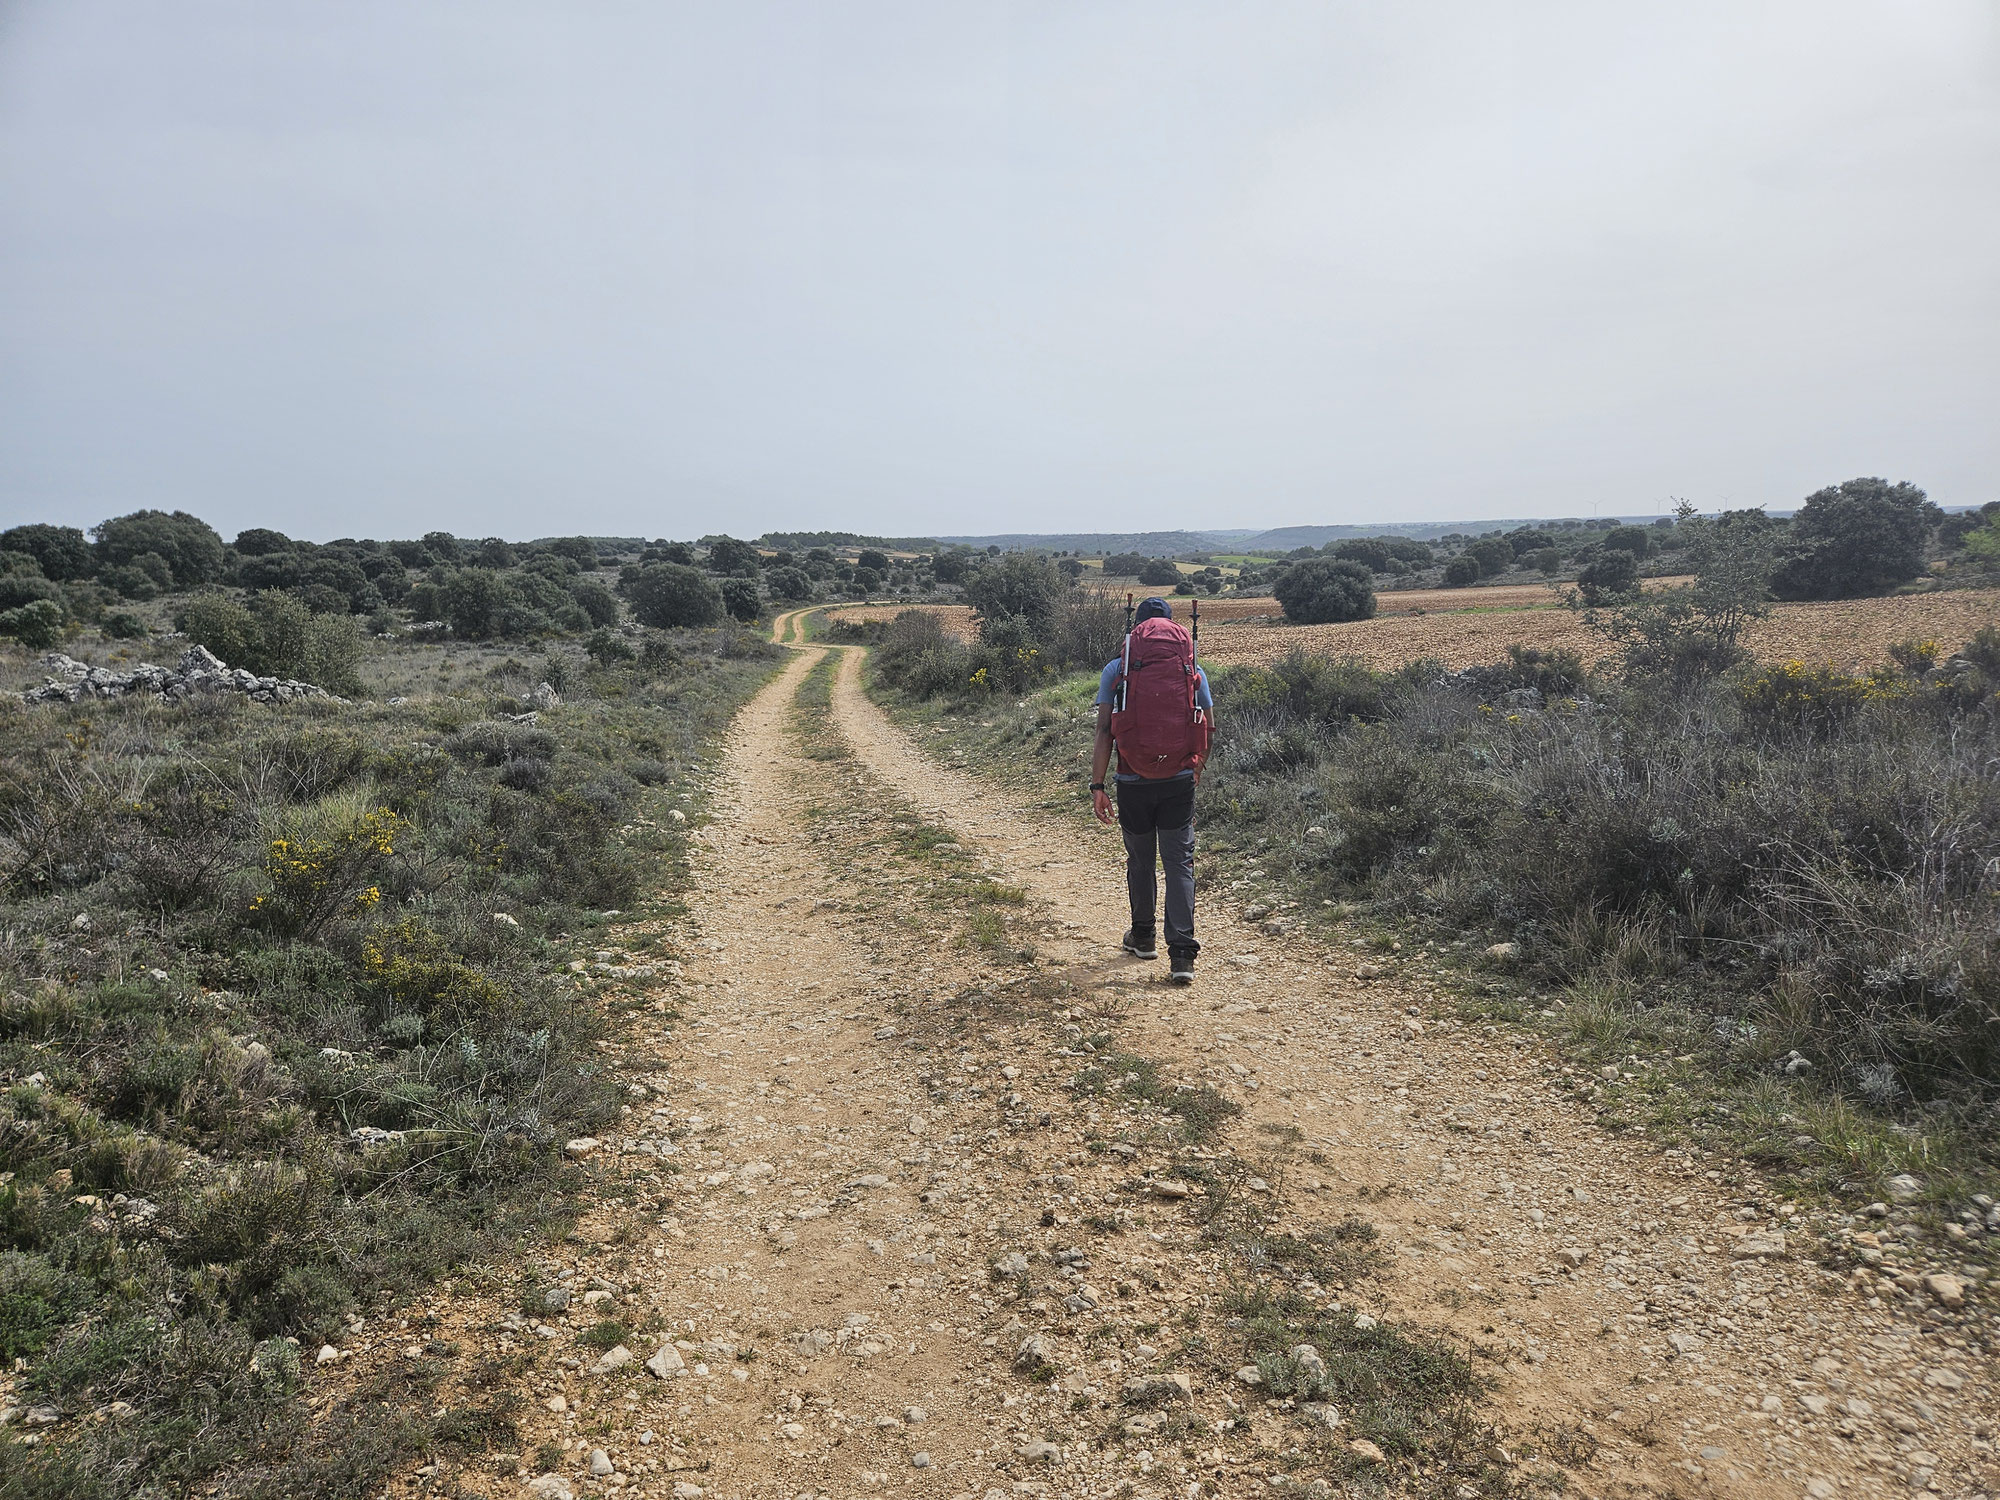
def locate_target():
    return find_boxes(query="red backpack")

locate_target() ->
[1109,617,1212,779]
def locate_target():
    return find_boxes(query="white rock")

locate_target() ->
[315,1344,339,1365]
[588,1344,635,1375]
[1922,1274,1967,1309]
[588,1449,613,1477]
[646,1344,687,1379]
[525,1477,573,1500]
[1886,1173,1924,1203]
[564,1137,601,1159]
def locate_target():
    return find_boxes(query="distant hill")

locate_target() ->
[1236,518,1680,550]
[933,530,1258,554]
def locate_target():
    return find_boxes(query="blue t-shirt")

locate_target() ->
[1096,656,1212,782]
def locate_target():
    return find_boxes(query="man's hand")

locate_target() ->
[1091,787,1115,826]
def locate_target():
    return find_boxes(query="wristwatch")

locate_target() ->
[1089,782,1105,792]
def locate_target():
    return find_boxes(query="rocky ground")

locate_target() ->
[332,613,1994,1500]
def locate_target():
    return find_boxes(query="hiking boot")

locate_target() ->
[1122,928,1157,960]
[1168,947,1196,985]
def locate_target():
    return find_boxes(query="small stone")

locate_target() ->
[1598,1064,1621,1081]
[1352,1314,1377,1331]
[667,808,686,823]
[564,1137,601,1159]
[1886,1173,1923,1203]
[1667,1332,1703,1355]
[1921,1274,1966,1309]
[492,912,520,927]
[1798,1395,1829,1416]
[1554,1246,1588,1268]
[543,1393,568,1413]
[588,1344,635,1375]
[1016,1439,1060,1463]
[525,1475,573,1500]
[910,1452,931,1469]
[1922,1367,1962,1390]
[1348,1438,1386,1463]
[1235,1365,1262,1386]
[315,1344,339,1365]
[1699,1445,1726,1461]
[1733,1231,1787,1259]
[542,1287,571,1312]
[874,1025,898,1040]
[992,1252,1030,1279]
[646,1344,687,1379]
[1013,1334,1056,1374]
[904,1406,928,1424]
[1484,942,1519,961]
[1778,1050,1812,1076]
[1148,1179,1192,1200]
[589,1449,614,1477]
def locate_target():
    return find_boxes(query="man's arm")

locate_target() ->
[1090,701,1115,825]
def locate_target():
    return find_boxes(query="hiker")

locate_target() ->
[1090,596,1214,984]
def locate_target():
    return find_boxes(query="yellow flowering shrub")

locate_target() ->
[1737,660,1900,730]
[361,917,505,1021]
[249,806,402,937]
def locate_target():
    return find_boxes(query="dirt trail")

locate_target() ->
[408,613,1991,1500]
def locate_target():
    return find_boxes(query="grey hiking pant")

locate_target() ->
[1116,775,1198,954]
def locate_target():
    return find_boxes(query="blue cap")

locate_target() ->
[1135,597,1172,622]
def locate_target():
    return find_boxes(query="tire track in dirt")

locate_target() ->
[816,646,1997,1500]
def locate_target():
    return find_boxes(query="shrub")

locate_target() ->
[1769,477,1940,599]
[1137,558,1181,587]
[0,599,66,648]
[719,577,762,622]
[1466,535,1514,576]
[766,566,814,602]
[1737,661,1887,732]
[0,522,91,580]
[103,610,150,639]
[1574,550,1638,604]
[0,573,61,613]
[1580,503,1774,686]
[92,508,227,587]
[1602,525,1651,558]
[176,590,363,692]
[703,535,761,576]
[1101,552,1147,576]
[1441,555,1480,587]
[1272,558,1375,624]
[964,554,1066,628]
[622,562,723,628]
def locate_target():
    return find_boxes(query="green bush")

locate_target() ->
[1575,549,1638,604]
[1273,558,1375,624]
[103,610,150,640]
[1770,477,1939,600]
[0,598,66,648]
[1441,555,1479,587]
[719,577,761,622]
[175,590,363,693]
[621,561,723,628]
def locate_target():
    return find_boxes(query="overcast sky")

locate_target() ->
[2,2,1995,543]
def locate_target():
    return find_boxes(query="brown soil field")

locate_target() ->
[1196,588,2000,672]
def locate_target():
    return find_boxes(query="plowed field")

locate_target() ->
[821,588,1998,671]
[1197,589,2000,671]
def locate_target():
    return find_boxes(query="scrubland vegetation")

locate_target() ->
[0,600,775,1493]
[862,509,2000,1213]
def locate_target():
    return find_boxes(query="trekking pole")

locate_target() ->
[1118,593,1134,712]
[1191,596,1199,665]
